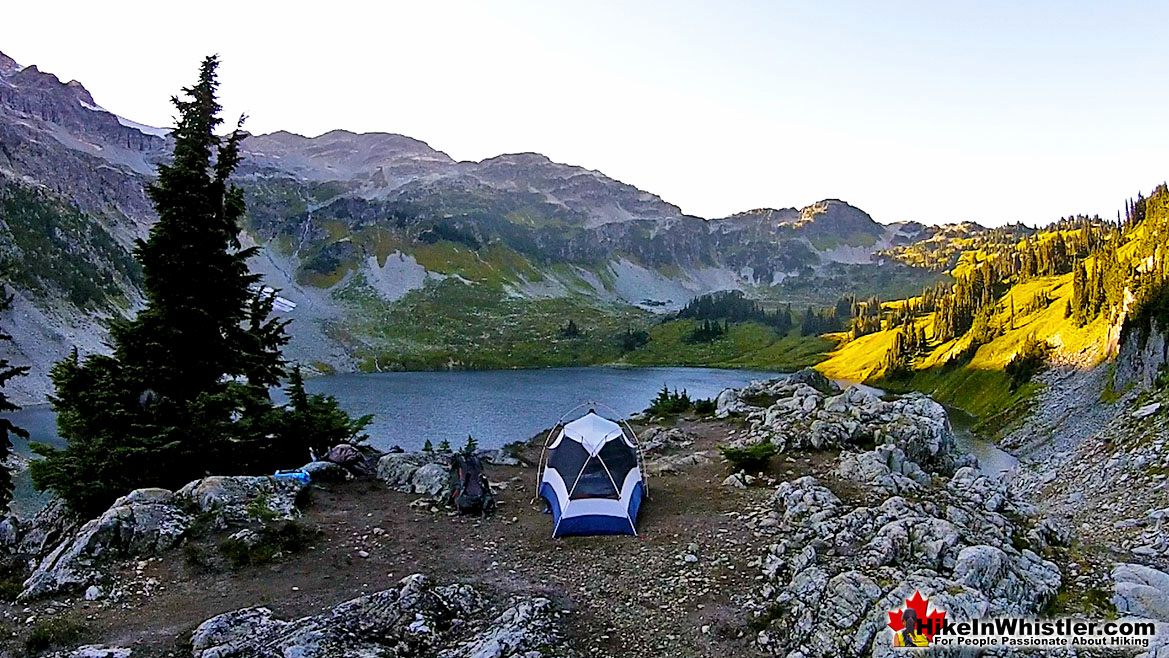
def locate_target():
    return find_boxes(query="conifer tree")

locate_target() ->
[32,57,366,517]
[0,288,29,514]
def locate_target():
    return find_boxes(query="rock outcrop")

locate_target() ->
[190,573,573,658]
[176,475,307,530]
[19,475,309,600]
[717,377,969,475]
[1113,563,1169,621]
[834,444,930,494]
[746,469,1060,656]
[21,489,190,600]
[1112,563,1169,658]
[377,452,452,498]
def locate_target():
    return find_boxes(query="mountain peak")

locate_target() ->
[719,207,800,223]
[0,51,19,76]
[480,152,554,166]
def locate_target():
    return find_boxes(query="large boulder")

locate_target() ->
[788,367,840,395]
[377,452,452,499]
[14,498,81,559]
[834,445,930,494]
[21,488,191,599]
[19,475,311,600]
[190,573,571,658]
[1113,563,1169,621]
[175,475,307,530]
[411,463,449,497]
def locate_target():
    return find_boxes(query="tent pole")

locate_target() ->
[532,423,562,505]
[588,401,650,499]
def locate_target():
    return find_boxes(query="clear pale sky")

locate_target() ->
[2,1,1166,225]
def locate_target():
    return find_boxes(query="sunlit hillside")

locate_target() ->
[817,186,1169,425]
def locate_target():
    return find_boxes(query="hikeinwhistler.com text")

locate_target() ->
[923,617,1160,649]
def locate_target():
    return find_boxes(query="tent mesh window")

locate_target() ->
[570,456,620,499]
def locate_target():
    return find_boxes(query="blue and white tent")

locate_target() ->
[537,408,647,537]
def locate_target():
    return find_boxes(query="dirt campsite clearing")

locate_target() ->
[0,416,839,657]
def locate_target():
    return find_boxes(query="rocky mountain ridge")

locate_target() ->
[0,50,965,402]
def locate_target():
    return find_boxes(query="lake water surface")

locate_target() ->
[2,366,1017,514]
[7,367,782,456]
[283,366,782,451]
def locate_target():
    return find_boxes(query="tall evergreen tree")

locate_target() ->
[32,57,364,517]
[0,288,29,514]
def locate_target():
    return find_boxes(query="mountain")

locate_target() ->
[0,51,945,402]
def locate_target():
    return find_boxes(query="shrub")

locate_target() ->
[718,441,779,473]
[647,385,692,415]
[617,328,650,352]
[692,398,717,415]
[1005,335,1050,391]
[219,521,322,569]
[25,616,88,652]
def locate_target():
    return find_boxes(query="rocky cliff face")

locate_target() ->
[1117,324,1169,391]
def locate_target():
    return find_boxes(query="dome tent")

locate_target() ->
[536,405,648,537]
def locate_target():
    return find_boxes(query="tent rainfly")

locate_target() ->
[537,408,647,537]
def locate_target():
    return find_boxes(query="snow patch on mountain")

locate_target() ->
[115,116,170,139]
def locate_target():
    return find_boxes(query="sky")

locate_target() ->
[2,1,1167,226]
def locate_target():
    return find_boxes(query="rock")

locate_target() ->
[787,367,840,395]
[1133,402,1162,419]
[720,377,963,474]
[300,460,352,483]
[377,452,449,493]
[445,596,567,658]
[947,467,1010,513]
[645,451,711,476]
[411,463,450,498]
[747,474,1060,657]
[639,426,695,454]
[951,545,1061,611]
[175,475,307,529]
[477,448,521,466]
[190,574,571,657]
[723,472,749,489]
[84,584,103,601]
[21,488,191,600]
[46,647,132,658]
[18,498,81,559]
[715,387,751,417]
[1113,563,1169,620]
[835,445,929,494]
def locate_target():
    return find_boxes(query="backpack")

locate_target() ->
[448,453,496,515]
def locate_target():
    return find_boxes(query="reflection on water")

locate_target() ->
[945,405,1020,477]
